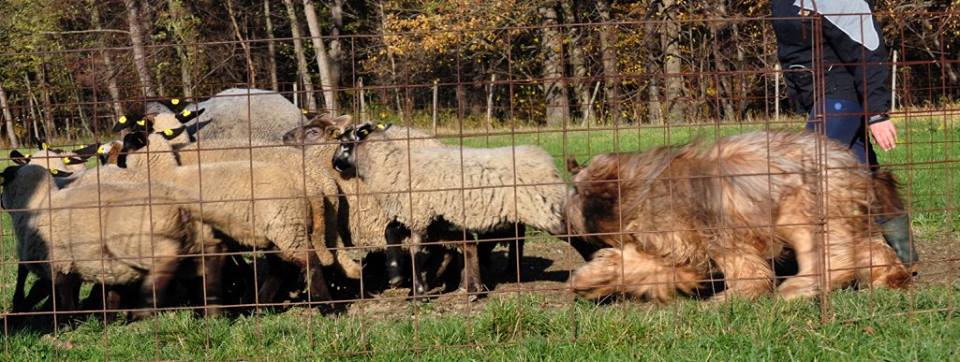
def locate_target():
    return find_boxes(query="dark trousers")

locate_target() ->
[807,98,879,169]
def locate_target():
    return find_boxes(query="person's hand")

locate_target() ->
[869,120,897,151]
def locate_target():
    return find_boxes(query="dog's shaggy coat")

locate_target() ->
[565,131,911,302]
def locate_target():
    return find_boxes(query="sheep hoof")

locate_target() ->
[388,276,405,289]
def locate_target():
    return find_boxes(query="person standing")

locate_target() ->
[771,0,918,268]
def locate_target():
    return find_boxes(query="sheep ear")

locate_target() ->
[565,156,583,175]
[62,156,89,165]
[160,98,186,112]
[72,143,101,158]
[10,150,29,165]
[113,114,133,132]
[332,115,353,129]
[122,132,149,151]
[49,168,73,177]
[175,108,204,123]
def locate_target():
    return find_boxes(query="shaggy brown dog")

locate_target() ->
[566,131,911,302]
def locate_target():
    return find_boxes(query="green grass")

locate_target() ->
[0,122,958,360]
[4,289,960,360]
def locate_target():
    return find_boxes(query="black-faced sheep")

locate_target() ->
[282,116,529,294]
[327,122,565,296]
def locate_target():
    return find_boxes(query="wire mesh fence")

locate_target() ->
[0,3,957,359]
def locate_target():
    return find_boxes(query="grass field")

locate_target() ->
[0,121,957,360]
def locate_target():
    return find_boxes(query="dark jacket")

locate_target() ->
[772,0,891,122]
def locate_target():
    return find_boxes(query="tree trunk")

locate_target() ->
[66,72,93,136]
[23,74,42,142]
[37,64,57,139]
[538,2,568,127]
[660,0,684,123]
[283,0,317,111]
[0,84,18,147]
[560,0,591,125]
[264,0,279,91]
[124,0,156,98]
[597,0,619,124]
[167,0,195,97]
[709,5,735,122]
[377,1,402,118]
[226,0,257,87]
[89,1,124,118]
[302,0,337,114]
[328,0,343,95]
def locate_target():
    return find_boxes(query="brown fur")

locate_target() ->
[566,131,911,302]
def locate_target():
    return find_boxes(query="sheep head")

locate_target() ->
[331,122,391,179]
[281,113,354,147]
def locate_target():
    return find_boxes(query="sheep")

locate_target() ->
[127,113,360,282]
[1,164,218,316]
[153,88,309,147]
[327,121,565,296]
[282,116,530,293]
[72,127,334,305]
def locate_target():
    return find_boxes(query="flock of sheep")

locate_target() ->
[1,87,913,323]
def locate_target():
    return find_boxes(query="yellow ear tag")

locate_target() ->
[118,116,127,124]
[376,123,385,129]
[97,145,107,154]
[50,169,58,175]
[163,129,174,136]
[171,98,180,105]
[181,110,191,117]
[301,109,308,114]
[62,157,71,164]
[41,143,48,150]
[136,119,146,126]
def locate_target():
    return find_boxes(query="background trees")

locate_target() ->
[0,0,956,144]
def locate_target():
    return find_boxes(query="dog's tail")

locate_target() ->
[569,246,704,302]
[871,169,905,217]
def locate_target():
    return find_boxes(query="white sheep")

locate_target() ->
[72,129,334,304]
[328,122,565,296]
[153,88,309,147]
[282,116,530,292]
[1,164,212,315]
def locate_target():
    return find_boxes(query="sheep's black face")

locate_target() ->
[332,123,377,179]
[0,165,21,187]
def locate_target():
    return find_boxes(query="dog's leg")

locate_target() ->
[854,236,912,290]
[775,192,823,300]
[570,245,703,302]
[712,250,773,301]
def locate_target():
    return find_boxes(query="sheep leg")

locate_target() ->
[507,224,526,276]
[304,252,334,310]
[568,236,603,261]
[200,251,226,317]
[408,234,428,297]
[136,241,183,318]
[25,281,53,312]
[384,222,410,288]
[52,273,81,314]
[459,241,483,300]
[11,264,33,312]
[257,254,286,305]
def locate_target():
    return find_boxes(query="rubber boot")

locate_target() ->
[878,215,919,271]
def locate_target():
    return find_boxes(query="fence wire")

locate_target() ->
[0,9,957,359]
